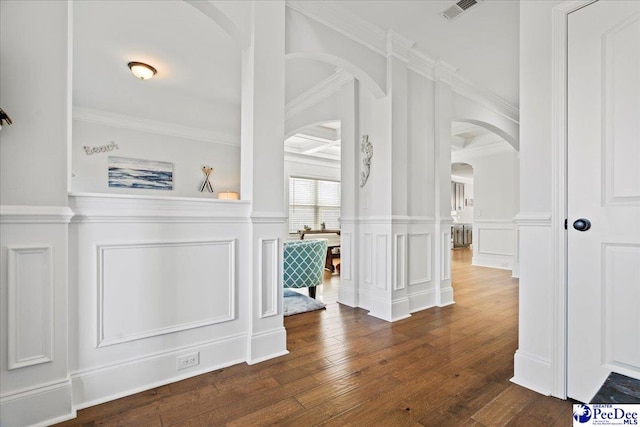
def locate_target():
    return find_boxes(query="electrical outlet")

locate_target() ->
[176,352,200,370]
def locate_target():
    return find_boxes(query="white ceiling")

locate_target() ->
[337,0,520,108]
[73,0,519,158]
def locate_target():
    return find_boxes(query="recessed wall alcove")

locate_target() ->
[70,0,242,201]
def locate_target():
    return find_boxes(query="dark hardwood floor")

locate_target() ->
[54,248,573,426]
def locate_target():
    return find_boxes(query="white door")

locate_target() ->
[568,0,640,403]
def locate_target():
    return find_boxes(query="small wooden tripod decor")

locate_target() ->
[199,165,214,193]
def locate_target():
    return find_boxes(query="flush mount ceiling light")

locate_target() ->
[127,61,157,80]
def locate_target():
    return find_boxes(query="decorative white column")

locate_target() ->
[0,1,74,425]
[433,70,455,307]
[366,32,413,321]
[240,1,288,363]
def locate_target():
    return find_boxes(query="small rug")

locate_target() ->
[591,373,640,404]
[283,289,326,316]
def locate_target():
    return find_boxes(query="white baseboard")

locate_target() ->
[72,334,247,410]
[0,379,73,427]
[472,254,513,271]
[368,295,411,322]
[408,289,436,313]
[511,350,552,396]
[438,283,455,307]
[247,327,288,365]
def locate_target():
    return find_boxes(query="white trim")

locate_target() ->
[259,238,280,319]
[96,239,236,347]
[73,106,239,146]
[250,212,288,224]
[451,140,515,163]
[7,245,55,369]
[0,378,74,427]
[285,69,353,120]
[514,212,552,227]
[68,193,250,223]
[549,0,598,400]
[0,205,74,224]
[284,152,341,169]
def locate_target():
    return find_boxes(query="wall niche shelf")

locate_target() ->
[68,192,250,223]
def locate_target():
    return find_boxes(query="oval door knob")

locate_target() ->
[573,218,592,231]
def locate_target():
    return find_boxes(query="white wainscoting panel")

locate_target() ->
[363,233,372,284]
[97,239,236,347]
[441,231,451,281]
[341,232,352,280]
[603,244,640,377]
[259,238,279,318]
[408,233,431,286]
[375,234,388,290]
[477,228,515,256]
[7,245,54,369]
[393,234,406,291]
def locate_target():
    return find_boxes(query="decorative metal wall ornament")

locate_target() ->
[83,141,119,155]
[199,165,214,193]
[360,134,373,188]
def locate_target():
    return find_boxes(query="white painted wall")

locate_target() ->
[0,0,69,206]
[453,148,518,270]
[72,120,241,198]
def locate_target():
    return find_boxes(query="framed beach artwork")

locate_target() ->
[108,156,174,190]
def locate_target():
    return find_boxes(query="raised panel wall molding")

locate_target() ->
[7,245,54,369]
[0,205,74,224]
[69,193,250,223]
[375,235,388,290]
[363,233,373,284]
[259,238,280,318]
[408,233,432,286]
[393,234,407,291]
[341,232,352,280]
[97,239,236,347]
[441,231,451,281]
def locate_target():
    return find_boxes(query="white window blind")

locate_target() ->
[289,177,341,233]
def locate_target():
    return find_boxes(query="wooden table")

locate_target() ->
[297,229,341,240]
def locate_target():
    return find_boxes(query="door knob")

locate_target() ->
[572,218,591,231]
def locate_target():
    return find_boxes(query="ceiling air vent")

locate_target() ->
[441,0,483,21]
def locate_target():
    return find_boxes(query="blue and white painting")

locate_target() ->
[108,156,173,190]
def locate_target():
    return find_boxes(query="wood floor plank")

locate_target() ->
[53,248,574,427]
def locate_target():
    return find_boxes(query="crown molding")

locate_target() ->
[387,30,415,62]
[73,107,239,146]
[285,69,353,120]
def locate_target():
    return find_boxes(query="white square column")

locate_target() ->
[240,1,288,363]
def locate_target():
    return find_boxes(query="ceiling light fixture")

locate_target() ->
[127,61,157,80]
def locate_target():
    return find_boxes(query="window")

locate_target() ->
[288,177,341,233]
